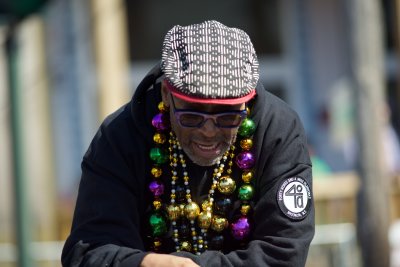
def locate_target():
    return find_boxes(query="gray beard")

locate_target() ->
[181,144,226,166]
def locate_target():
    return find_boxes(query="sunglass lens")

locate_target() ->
[217,114,243,127]
[179,114,204,127]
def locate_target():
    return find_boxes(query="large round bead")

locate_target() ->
[238,118,256,138]
[149,213,167,237]
[181,241,192,252]
[152,238,162,251]
[184,202,200,220]
[153,200,162,210]
[240,204,251,215]
[158,102,167,113]
[241,170,253,183]
[166,204,181,220]
[235,151,255,169]
[238,184,254,201]
[240,138,253,150]
[153,133,166,144]
[179,204,186,217]
[231,217,250,240]
[214,198,232,215]
[149,180,164,197]
[217,176,236,195]
[151,167,162,178]
[151,113,170,132]
[197,211,212,229]
[246,107,251,116]
[150,147,168,164]
[211,216,228,232]
[201,200,212,212]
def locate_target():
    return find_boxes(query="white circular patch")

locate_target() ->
[277,177,311,220]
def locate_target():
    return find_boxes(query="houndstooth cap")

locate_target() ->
[161,20,259,104]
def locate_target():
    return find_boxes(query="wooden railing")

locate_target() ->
[313,172,400,224]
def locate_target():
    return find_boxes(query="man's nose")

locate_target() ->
[198,118,218,137]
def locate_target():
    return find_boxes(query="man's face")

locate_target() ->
[161,84,246,167]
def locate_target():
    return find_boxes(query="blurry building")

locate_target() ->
[0,0,399,266]
[0,0,130,264]
[125,0,400,175]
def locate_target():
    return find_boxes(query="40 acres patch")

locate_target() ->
[277,177,312,220]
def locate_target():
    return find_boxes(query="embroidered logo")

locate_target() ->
[277,177,312,220]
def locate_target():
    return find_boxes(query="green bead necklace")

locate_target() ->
[148,102,257,253]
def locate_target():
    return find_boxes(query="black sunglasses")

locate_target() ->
[170,95,247,128]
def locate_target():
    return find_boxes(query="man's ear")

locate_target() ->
[161,80,169,107]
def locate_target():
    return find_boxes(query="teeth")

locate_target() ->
[197,143,218,150]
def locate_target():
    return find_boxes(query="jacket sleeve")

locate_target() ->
[61,110,150,267]
[171,105,315,266]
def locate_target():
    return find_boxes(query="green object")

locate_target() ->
[311,156,332,178]
[0,0,48,18]
[7,32,34,267]
[238,184,254,201]
[149,213,167,237]
[150,147,168,164]
[238,118,256,138]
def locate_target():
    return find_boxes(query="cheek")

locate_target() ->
[224,128,239,141]
[169,113,191,142]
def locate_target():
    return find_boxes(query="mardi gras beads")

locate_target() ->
[231,110,256,241]
[148,102,170,249]
[148,101,257,252]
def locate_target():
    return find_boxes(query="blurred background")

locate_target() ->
[0,0,399,266]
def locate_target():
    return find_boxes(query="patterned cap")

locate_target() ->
[161,20,259,104]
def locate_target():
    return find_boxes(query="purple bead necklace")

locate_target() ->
[148,102,256,253]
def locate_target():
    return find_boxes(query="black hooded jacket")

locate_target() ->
[61,64,315,267]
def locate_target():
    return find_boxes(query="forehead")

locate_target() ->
[172,95,245,112]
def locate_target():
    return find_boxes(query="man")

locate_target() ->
[62,20,314,267]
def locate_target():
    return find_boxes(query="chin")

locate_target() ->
[182,146,225,167]
[190,156,222,167]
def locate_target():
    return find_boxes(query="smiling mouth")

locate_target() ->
[196,143,219,150]
[193,141,221,155]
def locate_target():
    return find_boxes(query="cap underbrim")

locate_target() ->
[165,81,256,105]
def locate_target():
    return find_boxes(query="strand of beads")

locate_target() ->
[148,102,170,251]
[206,147,236,250]
[148,102,257,252]
[167,133,234,254]
[166,133,181,251]
[166,134,201,253]
[231,109,256,241]
[179,139,201,253]
[198,149,232,252]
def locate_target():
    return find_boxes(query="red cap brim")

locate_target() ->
[165,81,256,105]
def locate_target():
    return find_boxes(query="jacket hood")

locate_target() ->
[130,62,164,143]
